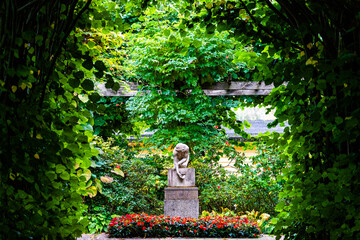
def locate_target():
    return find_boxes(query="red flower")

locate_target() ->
[215,126,218,129]
[142,227,146,230]
[194,230,197,233]
[137,222,140,226]
[116,103,119,106]
[226,56,229,59]
[116,165,121,168]
[110,67,114,71]
[217,186,220,189]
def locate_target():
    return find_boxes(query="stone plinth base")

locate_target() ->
[168,168,195,187]
[164,169,199,219]
[164,199,199,219]
[165,187,198,200]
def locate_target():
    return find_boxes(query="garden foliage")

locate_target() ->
[84,136,167,233]
[0,0,134,238]
[107,213,261,238]
[0,1,95,238]
[180,0,360,239]
[2,0,359,239]
[124,12,254,161]
[194,139,286,216]
[84,134,283,233]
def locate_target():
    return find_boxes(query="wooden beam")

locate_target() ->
[96,81,281,97]
[203,89,272,96]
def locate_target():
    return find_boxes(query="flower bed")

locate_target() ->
[108,213,261,238]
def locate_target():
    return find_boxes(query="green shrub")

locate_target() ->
[83,136,167,233]
[194,139,286,216]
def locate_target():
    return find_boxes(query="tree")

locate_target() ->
[181,0,360,239]
[0,0,105,238]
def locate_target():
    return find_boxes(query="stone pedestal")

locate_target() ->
[168,168,195,187]
[164,168,199,219]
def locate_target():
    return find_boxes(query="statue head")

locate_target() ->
[174,143,188,152]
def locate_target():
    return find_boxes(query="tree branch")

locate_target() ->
[240,0,304,51]
[263,0,294,27]
[39,0,92,108]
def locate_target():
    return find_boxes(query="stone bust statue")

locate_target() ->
[173,143,190,179]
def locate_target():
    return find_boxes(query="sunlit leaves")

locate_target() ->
[111,168,125,177]
[100,175,114,183]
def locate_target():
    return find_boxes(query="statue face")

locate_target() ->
[175,143,187,152]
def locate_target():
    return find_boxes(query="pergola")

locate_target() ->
[97,81,284,97]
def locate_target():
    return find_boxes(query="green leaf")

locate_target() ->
[169,35,177,42]
[335,117,343,125]
[78,94,89,103]
[316,79,327,90]
[74,71,85,79]
[55,164,66,174]
[69,78,80,88]
[60,171,70,180]
[87,40,96,48]
[94,71,104,78]
[89,92,101,103]
[206,24,216,34]
[105,78,114,88]
[111,168,124,177]
[164,29,171,37]
[82,59,93,70]
[94,60,106,71]
[81,79,94,91]
[82,169,92,182]
[275,201,286,212]
[112,82,120,91]
[193,39,202,48]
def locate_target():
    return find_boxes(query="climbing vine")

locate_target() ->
[179,1,360,239]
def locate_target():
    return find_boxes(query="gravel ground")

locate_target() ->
[76,234,280,240]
